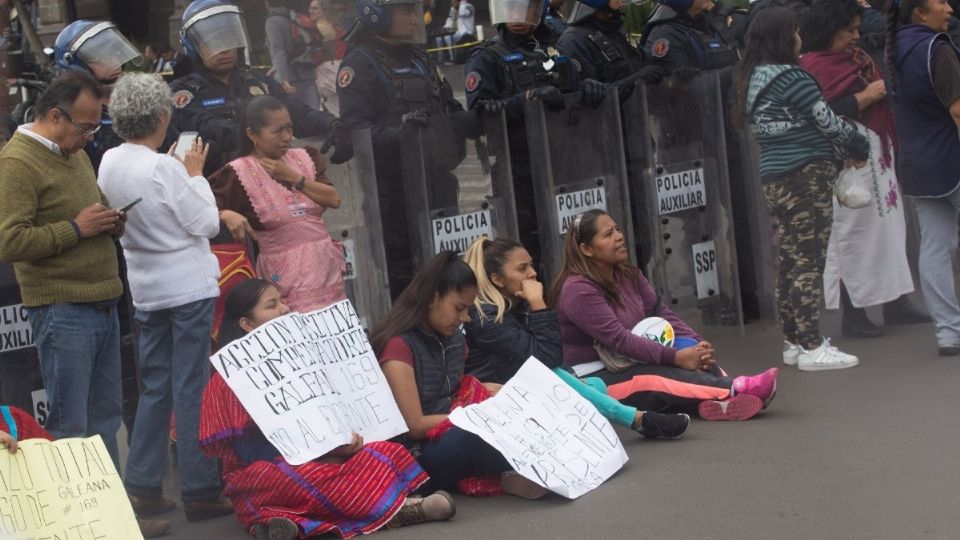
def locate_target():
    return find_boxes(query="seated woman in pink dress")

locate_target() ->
[208,96,346,312]
[200,279,455,540]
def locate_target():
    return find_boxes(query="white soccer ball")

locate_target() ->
[631,316,675,347]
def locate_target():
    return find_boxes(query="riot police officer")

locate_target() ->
[558,0,664,86]
[464,0,608,261]
[640,0,740,77]
[337,0,465,297]
[171,0,352,177]
[54,20,148,171]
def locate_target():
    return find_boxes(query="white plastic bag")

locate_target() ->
[835,167,872,209]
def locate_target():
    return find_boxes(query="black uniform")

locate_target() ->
[337,34,464,298]
[558,16,646,83]
[464,26,578,262]
[641,6,739,75]
[170,64,339,177]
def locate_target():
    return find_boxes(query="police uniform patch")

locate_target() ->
[173,90,193,109]
[250,84,266,95]
[338,67,355,88]
[652,39,670,58]
[465,71,481,92]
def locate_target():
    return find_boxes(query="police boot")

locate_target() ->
[840,285,883,338]
[882,295,932,325]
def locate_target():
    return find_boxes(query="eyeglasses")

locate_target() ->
[57,107,101,137]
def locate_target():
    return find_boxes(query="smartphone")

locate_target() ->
[175,131,199,159]
[119,198,143,213]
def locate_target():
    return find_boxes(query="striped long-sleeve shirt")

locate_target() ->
[746,64,869,183]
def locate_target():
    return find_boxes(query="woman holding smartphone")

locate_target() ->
[208,95,346,313]
[98,73,232,526]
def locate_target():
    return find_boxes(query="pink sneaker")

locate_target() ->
[698,394,763,421]
[732,367,779,409]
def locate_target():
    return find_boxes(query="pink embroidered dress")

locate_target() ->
[231,148,346,311]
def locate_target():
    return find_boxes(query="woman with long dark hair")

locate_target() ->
[549,210,778,421]
[463,236,691,439]
[733,7,869,370]
[371,252,549,498]
[884,0,960,355]
[208,95,346,313]
[200,279,456,540]
[799,0,928,338]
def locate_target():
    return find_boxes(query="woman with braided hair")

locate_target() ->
[884,0,960,356]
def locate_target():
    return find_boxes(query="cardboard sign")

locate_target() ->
[432,209,493,254]
[210,300,408,465]
[0,303,33,354]
[692,240,719,300]
[556,186,606,235]
[449,358,628,499]
[656,167,706,215]
[0,437,144,540]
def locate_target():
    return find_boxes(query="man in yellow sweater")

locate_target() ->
[0,71,126,466]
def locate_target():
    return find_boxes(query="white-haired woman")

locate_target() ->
[97,73,232,525]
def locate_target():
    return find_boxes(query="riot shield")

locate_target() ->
[400,109,519,269]
[523,88,634,282]
[295,129,391,328]
[623,72,744,335]
[738,131,778,324]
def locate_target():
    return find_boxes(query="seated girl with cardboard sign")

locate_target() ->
[549,210,779,421]
[199,279,455,540]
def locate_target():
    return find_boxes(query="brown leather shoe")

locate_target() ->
[138,518,171,538]
[183,496,234,522]
[129,494,177,517]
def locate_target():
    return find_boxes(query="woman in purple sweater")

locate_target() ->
[548,210,779,420]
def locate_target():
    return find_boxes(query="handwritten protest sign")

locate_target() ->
[449,358,628,499]
[210,299,408,465]
[0,437,143,540]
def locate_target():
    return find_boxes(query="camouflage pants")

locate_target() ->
[763,160,838,350]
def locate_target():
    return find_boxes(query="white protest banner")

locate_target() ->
[0,436,144,540]
[449,358,628,499]
[692,240,719,300]
[656,167,706,215]
[432,209,493,254]
[0,303,33,354]
[557,186,607,235]
[211,300,408,465]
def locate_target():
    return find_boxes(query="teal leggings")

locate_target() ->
[552,368,637,428]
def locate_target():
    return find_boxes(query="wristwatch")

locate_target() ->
[294,175,306,191]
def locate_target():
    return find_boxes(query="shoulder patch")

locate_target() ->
[465,71,481,92]
[338,67,355,88]
[652,38,670,58]
[173,90,193,109]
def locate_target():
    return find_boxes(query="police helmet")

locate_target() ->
[54,20,141,76]
[490,0,547,26]
[656,0,693,11]
[180,0,251,62]
[357,0,426,42]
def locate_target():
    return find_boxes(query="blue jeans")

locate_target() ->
[418,426,511,492]
[27,303,123,468]
[124,298,222,502]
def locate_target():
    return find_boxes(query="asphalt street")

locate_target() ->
[152,305,960,540]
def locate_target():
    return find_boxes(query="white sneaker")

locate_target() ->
[797,338,859,371]
[783,341,800,366]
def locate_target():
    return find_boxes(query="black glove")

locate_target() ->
[320,120,354,164]
[673,66,700,82]
[579,78,608,108]
[615,80,636,102]
[526,86,565,112]
[401,108,431,127]
[476,99,505,116]
[638,65,666,85]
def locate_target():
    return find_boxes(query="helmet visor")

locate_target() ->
[384,2,426,44]
[74,26,142,76]
[491,0,545,26]
[186,10,250,60]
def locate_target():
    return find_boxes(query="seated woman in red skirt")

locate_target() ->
[0,404,53,453]
[199,279,455,540]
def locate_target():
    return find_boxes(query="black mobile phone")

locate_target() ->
[120,197,143,212]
